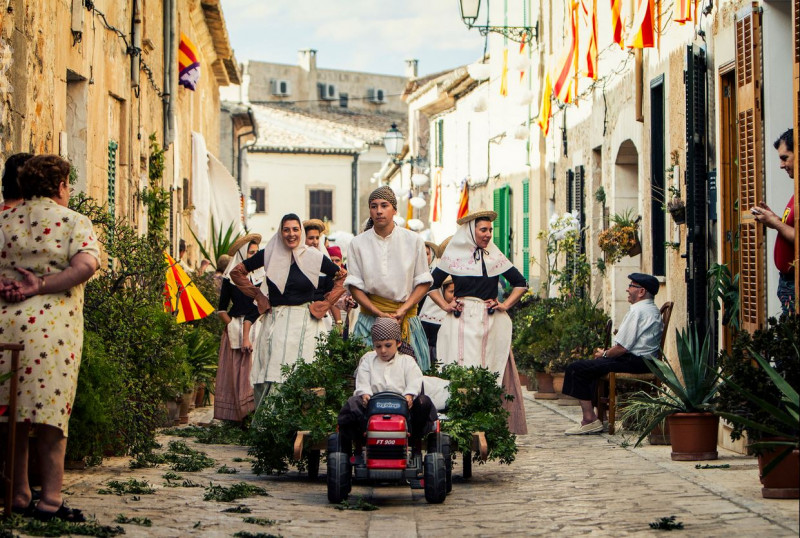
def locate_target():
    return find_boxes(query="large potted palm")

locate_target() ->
[629,327,722,460]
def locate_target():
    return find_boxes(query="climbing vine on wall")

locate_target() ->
[140,132,170,247]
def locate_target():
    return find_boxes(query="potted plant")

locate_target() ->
[716,315,800,498]
[185,327,219,408]
[598,209,641,263]
[511,295,559,398]
[628,327,723,460]
[666,190,686,225]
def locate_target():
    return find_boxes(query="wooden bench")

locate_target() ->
[597,302,673,435]
[0,343,23,518]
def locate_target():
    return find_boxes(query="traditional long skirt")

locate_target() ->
[437,297,527,434]
[251,304,324,388]
[213,331,255,422]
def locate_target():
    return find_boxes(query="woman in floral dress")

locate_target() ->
[0,155,99,521]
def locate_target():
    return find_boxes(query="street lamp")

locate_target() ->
[383,123,404,159]
[458,0,537,44]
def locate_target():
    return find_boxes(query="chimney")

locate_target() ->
[298,49,317,72]
[405,59,419,79]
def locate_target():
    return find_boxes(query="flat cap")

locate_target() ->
[628,273,659,296]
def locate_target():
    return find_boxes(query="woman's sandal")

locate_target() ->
[11,500,37,517]
[33,502,86,523]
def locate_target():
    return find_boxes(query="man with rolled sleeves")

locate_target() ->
[562,273,664,435]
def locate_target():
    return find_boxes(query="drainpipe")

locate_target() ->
[351,152,360,234]
[131,0,141,90]
[163,0,176,147]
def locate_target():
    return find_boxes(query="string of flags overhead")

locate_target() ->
[532,0,700,135]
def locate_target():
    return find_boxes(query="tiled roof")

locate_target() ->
[249,104,406,153]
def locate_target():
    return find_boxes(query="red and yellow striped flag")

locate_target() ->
[611,0,625,48]
[627,0,656,49]
[456,181,469,220]
[430,170,442,222]
[537,72,553,136]
[178,33,201,91]
[553,4,577,103]
[163,252,214,323]
[583,0,598,80]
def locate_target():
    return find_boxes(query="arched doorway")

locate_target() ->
[611,140,642,324]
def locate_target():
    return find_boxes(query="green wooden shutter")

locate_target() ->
[436,119,444,168]
[493,185,511,257]
[107,140,118,268]
[522,180,530,281]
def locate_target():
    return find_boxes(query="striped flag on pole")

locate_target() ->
[674,0,692,24]
[627,0,656,49]
[537,72,553,136]
[582,0,598,80]
[163,252,214,323]
[553,4,577,103]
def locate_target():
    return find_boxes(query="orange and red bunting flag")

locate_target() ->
[456,181,469,220]
[582,0,598,80]
[537,72,553,136]
[519,39,527,83]
[553,3,578,103]
[610,0,625,48]
[406,190,413,228]
[163,252,214,323]
[674,0,692,24]
[628,0,656,49]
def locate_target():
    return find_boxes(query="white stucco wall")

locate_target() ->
[246,152,355,241]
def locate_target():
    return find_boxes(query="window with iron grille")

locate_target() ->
[309,189,333,221]
[251,187,266,213]
[435,119,444,168]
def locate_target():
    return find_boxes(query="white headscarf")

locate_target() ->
[260,218,324,294]
[223,241,265,286]
[438,219,513,277]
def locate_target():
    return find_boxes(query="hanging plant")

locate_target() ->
[598,209,641,264]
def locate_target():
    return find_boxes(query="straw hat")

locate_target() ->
[227,233,262,256]
[456,209,498,226]
[303,218,327,234]
[424,241,440,259]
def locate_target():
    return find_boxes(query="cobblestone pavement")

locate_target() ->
[45,390,799,537]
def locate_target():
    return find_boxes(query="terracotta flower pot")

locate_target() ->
[534,372,558,400]
[648,420,671,445]
[758,447,799,499]
[195,386,206,408]
[518,372,530,388]
[552,372,565,393]
[667,412,719,461]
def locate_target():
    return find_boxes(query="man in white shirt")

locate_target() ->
[345,186,433,370]
[562,273,664,435]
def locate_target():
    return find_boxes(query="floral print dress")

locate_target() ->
[0,197,99,436]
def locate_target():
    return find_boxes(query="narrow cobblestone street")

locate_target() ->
[52,389,799,537]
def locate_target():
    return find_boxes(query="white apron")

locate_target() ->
[251,304,324,384]
[436,297,512,385]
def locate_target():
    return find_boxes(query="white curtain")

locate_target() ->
[191,132,211,245]
[207,152,243,236]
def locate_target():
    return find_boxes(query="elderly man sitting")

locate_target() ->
[562,273,664,435]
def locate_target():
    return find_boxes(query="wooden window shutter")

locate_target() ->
[735,5,766,332]
[522,180,530,281]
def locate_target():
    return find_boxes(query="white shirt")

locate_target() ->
[354,351,423,398]
[614,299,664,360]
[345,226,433,302]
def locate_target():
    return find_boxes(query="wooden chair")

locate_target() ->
[0,343,23,518]
[599,302,673,434]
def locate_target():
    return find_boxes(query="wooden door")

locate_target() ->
[719,67,739,350]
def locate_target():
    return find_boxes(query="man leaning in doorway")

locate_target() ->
[751,128,796,314]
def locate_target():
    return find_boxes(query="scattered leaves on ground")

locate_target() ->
[649,516,684,531]
[162,471,183,481]
[161,422,248,445]
[243,517,276,526]
[98,478,155,495]
[233,532,282,538]
[0,514,124,537]
[217,464,239,474]
[163,440,215,472]
[694,464,730,469]
[222,505,252,513]
[114,514,152,527]
[203,482,270,502]
[334,496,378,511]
